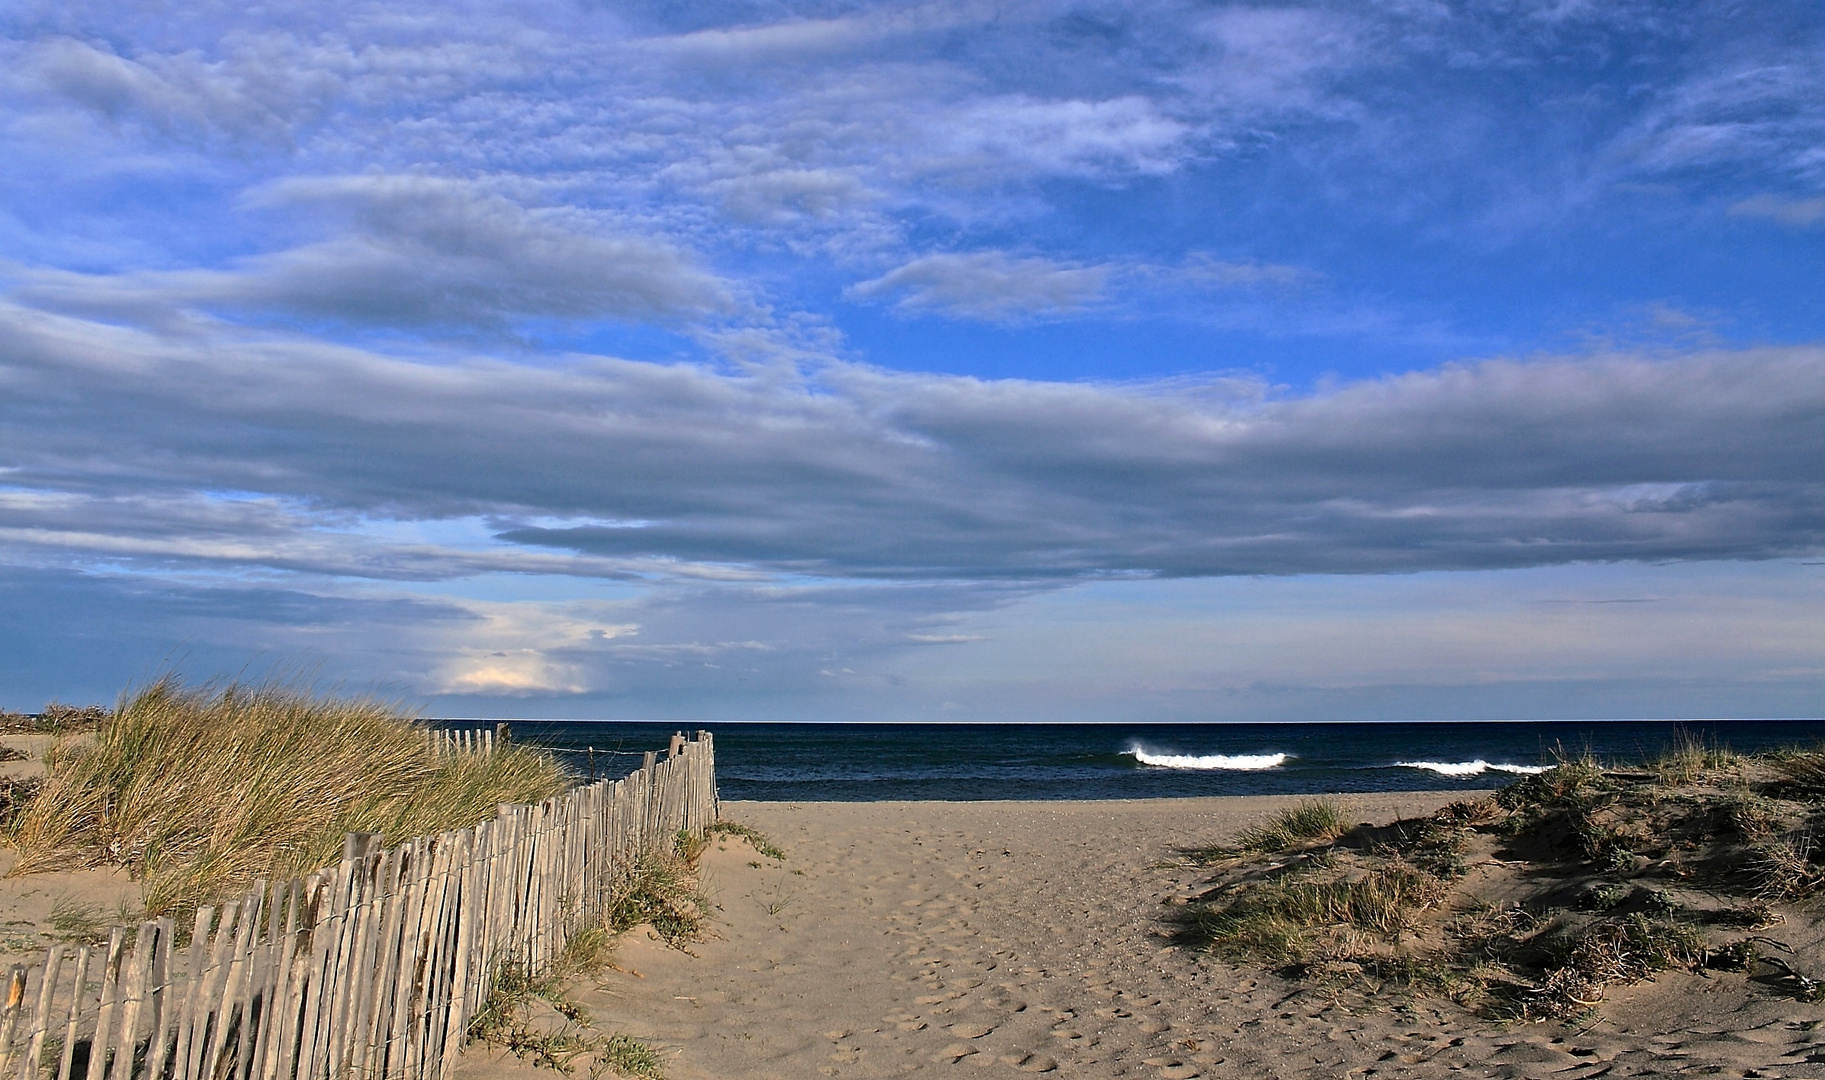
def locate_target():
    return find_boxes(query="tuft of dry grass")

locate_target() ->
[4,677,565,918]
[1189,799,1346,863]
[1185,862,1447,965]
[1523,914,1706,1019]
[1654,729,1740,786]
[1770,750,1825,796]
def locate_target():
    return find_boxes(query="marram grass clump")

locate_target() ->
[1188,798,1346,862]
[1175,746,1825,1023]
[5,677,565,917]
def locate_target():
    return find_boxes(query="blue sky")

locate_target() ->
[0,0,1821,721]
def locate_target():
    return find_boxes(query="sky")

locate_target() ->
[0,0,1821,722]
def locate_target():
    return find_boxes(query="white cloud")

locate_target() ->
[428,600,638,695]
[847,251,1111,321]
[1616,58,1825,180]
[940,95,1193,179]
[644,16,901,64]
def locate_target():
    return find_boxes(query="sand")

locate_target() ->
[6,732,1821,1079]
[450,794,1825,1080]
[0,733,143,968]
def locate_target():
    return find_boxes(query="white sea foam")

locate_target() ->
[1128,747,1289,770]
[1394,760,1550,778]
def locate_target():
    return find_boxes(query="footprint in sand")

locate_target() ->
[933,1042,980,1062]
[949,1022,995,1039]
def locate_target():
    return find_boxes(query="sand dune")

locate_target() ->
[450,793,1825,1079]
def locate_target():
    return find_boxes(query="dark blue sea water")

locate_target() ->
[430,719,1825,802]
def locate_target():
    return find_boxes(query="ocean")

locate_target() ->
[430,718,1825,801]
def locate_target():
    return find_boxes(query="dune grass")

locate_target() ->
[4,677,566,918]
[1179,748,1825,1022]
[1188,798,1346,863]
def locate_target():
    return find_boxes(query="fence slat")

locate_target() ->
[108,923,154,1080]
[83,929,125,1080]
[54,946,90,1080]
[19,945,63,1080]
[0,964,28,1075]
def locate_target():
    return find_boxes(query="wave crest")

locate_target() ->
[1394,760,1549,778]
[1127,747,1288,771]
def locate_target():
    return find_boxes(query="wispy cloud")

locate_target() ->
[1730,194,1825,227]
[847,252,1111,321]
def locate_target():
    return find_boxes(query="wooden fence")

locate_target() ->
[0,730,718,1080]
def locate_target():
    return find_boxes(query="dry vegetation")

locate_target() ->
[0,677,752,1078]
[0,703,107,734]
[3,677,566,919]
[1176,737,1825,1023]
[467,828,726,1078]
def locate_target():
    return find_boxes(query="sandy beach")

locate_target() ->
[451,794,1825,1080]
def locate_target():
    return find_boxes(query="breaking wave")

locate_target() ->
[1394,760,1550,778]
[1127,747,1289,771]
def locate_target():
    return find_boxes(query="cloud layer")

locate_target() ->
[3,299,1821,582]
[2,0,1822,716]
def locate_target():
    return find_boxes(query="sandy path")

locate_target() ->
[455,795,1825,1080]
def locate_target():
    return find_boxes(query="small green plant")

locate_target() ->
[0,776,40,832]
[706,821,784,860]
[673,828,707,864]
[1530,914,1705,1019]
[1581,883,1629,911]
[605,853,713,948]
[467,962,662,1078]
[48,896,107,944]
[1723,792,1785,840]
[1708,938,1759,971]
